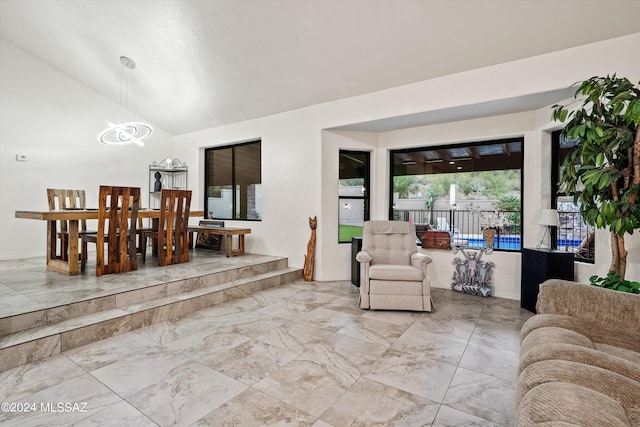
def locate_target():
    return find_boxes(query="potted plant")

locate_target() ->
[469,203,513,249]
[552,75,640,284]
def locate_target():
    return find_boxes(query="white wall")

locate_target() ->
[2,33,640,296]
[173,108,326,266]
[0,39,175,258]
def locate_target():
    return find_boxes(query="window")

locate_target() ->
[390,138,523,251]
[551,130,595,262]
[339,150,370,243]
[205,140,261,220]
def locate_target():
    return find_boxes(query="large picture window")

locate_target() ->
[390,138,523,251]
[205,140,261,220]
[339,150,370,243]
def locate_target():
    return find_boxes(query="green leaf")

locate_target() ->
[597,174,611,190]
[615,219,623,234]
[559,109,568,122]
[595,127,604,137]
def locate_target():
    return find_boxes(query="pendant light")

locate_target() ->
[98,56,152,146]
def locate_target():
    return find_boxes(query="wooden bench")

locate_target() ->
[187,226,251,257]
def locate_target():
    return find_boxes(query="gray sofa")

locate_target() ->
[516,279,640,426]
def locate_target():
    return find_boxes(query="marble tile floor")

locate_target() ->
[0,279,533,426]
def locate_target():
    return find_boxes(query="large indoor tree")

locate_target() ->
[552,75,640,280]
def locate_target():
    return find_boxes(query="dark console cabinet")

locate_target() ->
[521,248,574,313]
[351,237,363,287]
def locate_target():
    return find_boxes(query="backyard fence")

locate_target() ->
[393,208,594,262]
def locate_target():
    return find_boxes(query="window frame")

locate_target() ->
[389,137,524,252]
[551,130,595,263]
[338,150,371,243]
[204,140,262,221]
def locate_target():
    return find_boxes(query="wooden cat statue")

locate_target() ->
[303,216,317,281]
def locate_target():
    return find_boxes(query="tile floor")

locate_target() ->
[0,252,285,319]
[0,279,532,426]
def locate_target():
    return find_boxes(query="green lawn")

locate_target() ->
[339,224,363,242]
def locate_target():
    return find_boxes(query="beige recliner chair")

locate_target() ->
[356,220,433,311]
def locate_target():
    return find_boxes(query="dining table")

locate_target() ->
[15,209,205,275]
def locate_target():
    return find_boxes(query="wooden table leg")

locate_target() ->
[238,234,245,255]
[225,235,232,257]
[225,234,246,257]
[67,220,80,275]
[46,219,79,275]
[47,220,56,265]
[152,218,159,256]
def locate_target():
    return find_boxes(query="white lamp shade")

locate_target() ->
[538,209,560,226]
[449,184,456,205]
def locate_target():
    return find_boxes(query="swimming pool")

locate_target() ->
[461,236,583,250]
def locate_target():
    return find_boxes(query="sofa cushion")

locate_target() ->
[517,382,631,427]
[369,264,423,281]
[595,343,640,366]
[536,280,640,338]
[521,313,640,354]
[519,341,640,384]
[520,325,594,358]
[516,359,640,409]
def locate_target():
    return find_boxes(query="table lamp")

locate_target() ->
[536,208,560,249]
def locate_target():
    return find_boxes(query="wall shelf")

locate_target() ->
[148,159,188,209]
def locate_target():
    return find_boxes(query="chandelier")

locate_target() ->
[98,56,153,146]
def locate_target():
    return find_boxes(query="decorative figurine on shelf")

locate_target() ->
[303,216,317,282]
[154,171,162,192]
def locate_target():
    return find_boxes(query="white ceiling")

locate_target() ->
[1,0,640,135]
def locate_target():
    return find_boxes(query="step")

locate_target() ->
[0,256,290,336]
[0,264,302,373]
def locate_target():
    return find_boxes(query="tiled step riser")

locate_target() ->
[0,259,288,336]
[0,268,303,373]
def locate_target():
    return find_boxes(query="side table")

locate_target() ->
[521,248,574,312]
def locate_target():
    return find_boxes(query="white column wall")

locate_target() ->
[320,131,378,281]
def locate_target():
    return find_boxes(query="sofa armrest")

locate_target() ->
[537,279,640,332]
[356,251,371,263]
[411,252,432,268]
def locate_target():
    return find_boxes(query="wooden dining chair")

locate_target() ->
[142,189,192,266]
[81,186,140,276]
[47,188,91,261]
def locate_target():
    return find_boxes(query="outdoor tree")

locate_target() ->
[393,176,421,198]
[552,75,640,280]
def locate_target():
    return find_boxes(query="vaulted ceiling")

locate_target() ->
[1,0,639,136]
